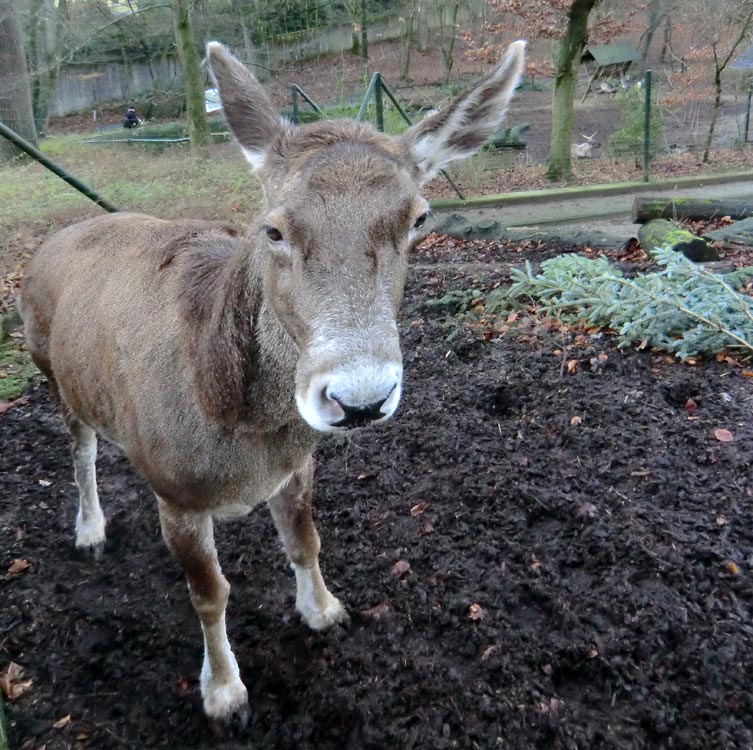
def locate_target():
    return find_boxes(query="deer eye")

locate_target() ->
[265,226,284,242]
[413,212,429,229]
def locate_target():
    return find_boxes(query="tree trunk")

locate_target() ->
[360,0,369,61]
[638,219,719,262]
[632,196,753,223]
[0,0,38,161]
[35,0,68,135]
[545,0,600,182]
[441,0,461,85]
[703,11,753,163]
[703,50,723,164]
[171,0,209,148]
[401,10,415,81]
[660,15,672,62]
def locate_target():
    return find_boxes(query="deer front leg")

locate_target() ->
[157,498,248,727]
[267,457,348,630]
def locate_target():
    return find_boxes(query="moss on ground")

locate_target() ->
[0,691,7,750]
[0,335,37,402]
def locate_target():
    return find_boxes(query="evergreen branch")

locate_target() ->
[507,248,753,359]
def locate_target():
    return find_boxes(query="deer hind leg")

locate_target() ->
[267,457,348,630]
[64,409,106,557]
[157,498,248,726]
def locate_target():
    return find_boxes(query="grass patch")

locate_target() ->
[0,136,263,235]
[0,335,36,402]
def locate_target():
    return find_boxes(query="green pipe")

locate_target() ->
[374,72,384,132]
[356,73,379,122]
[0,120,118,213]
[642,70,652,183]
[291,86,299,124]
[291,85,323,115]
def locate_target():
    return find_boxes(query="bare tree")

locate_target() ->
[0,0,38,160]
[171,0,209,147]
[546,0,602,180]
[702,0,753,161]
[28,0,69,135]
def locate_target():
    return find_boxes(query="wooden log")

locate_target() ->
[638,218,720,262]
[632,196,753,223]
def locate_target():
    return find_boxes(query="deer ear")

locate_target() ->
[401,40,525,185]
[206,41,289,171]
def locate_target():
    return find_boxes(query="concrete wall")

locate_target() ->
[50,2,484,116]
[51,54,180,116]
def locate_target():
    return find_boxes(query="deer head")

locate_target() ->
[207,41,525,432]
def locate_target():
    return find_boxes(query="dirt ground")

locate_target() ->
[2,234,753,750]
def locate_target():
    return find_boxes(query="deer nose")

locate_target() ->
[330,394,389,428]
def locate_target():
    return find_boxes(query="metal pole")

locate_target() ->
[0,120,119,213]
[291,85,299,125]
[356,73,378,122]
[745,82,752,144]
[380,77,465,200]
[374,73,384,132]
[642,69,652,183]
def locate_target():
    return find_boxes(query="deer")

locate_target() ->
[18,40,525,728]
[570,131,598,159]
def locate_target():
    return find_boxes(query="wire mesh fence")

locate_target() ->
[274,41,753,199]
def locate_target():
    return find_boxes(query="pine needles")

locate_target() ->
[508,246,753,360]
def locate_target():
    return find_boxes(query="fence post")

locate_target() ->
[642,69,652,183]
[291,85,299,125]
[374,72,384,132]
[745,82,753,144]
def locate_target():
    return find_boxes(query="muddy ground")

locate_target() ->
[2,236,753,750]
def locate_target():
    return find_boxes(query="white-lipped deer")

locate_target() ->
[18,40,525,726]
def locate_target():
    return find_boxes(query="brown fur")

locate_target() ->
[18,40,525,725]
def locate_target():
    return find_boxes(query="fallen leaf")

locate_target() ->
[714,428,734,443]
[0,395,30,414]
[175,675,191,697]
[741,370,753,378]
[481,645,498,661]
[410,501,429,517]
[468,603,485,621]
[390,560,411,577]
[8,558,31,574]
[0,662,33,701]
[725,560,740,575]
[576,502,598,519]
[53,714,72,729]
[716,514,728,526]
[360,601,393,621]
[566,359,578,374]
[684,398,698,411]
[586,647,599,659]
[570,415,582,426]
[539,697,564,715]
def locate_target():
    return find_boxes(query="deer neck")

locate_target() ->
[181,237,301,431]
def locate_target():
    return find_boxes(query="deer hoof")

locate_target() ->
[75,512,106,551]
[75,540,105,561]
[299,593,350,631]
[203,679,249,732]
